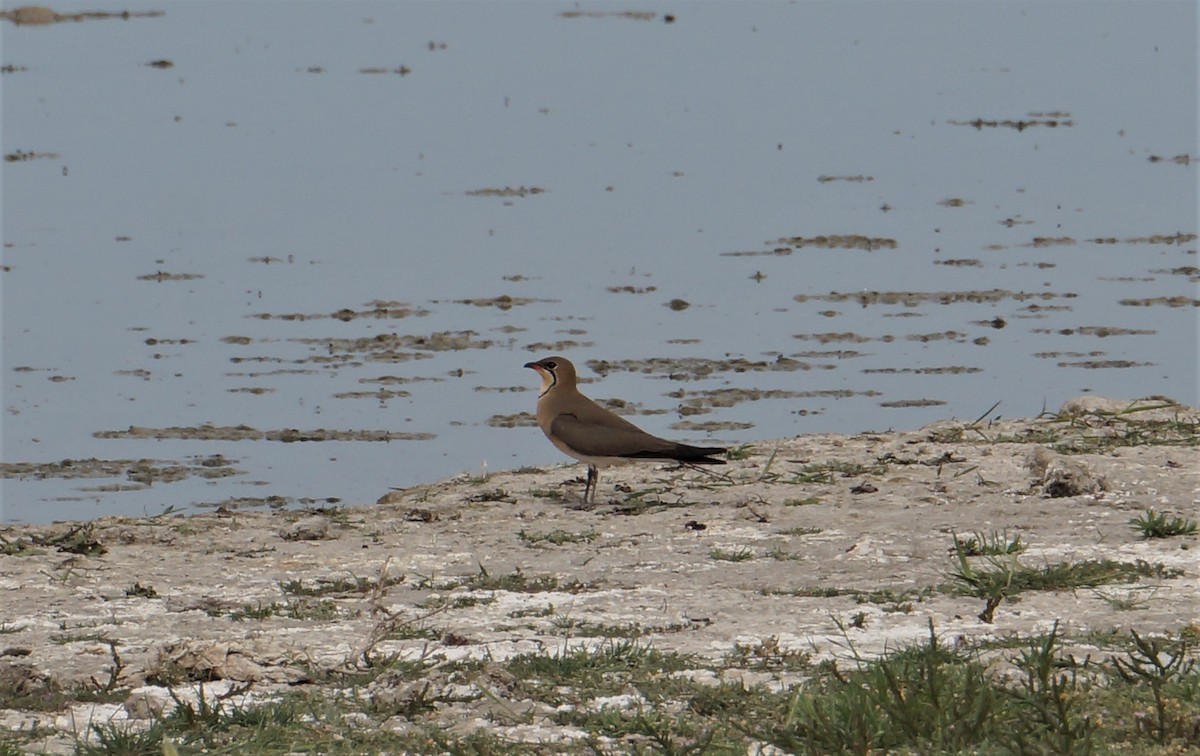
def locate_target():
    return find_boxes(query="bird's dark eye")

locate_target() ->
[544,361,557,369]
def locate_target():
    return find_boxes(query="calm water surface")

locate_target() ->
[2,1,1196,523]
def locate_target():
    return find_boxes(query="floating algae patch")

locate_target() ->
[1031,326,1156,337]
[817,174,873,183]
[906,331,970,343]
[862,366,982,375]
[675,387,878,412]
[792,332,874,344]
[589,355,814,380]
[225,367,318,377]
[465,186,547,197]
[719,247,794,258]
[1,455,241,483]
[793,289,1077,307]
[558,9,658,20]
[1089,232,1196,246]
[4,149,59,161]
[1033,351,1107,360]
[1147,153,1195,165]
[249,301,430,321]
[523,339,594,353]
[358,65,411,76]
[880,399,948,408]
[359,374,445,386]
[791,349,868,360]
[332,389,410,401]
[1023,236,1076,248]
[607,285,659,294]
[0,7,163,25]
[1119,296,1199,308]
[136,271,204,282]
[670,419,755,432]
[774,234,898,251]
[291,330,494,363]
[94,425,434,442]
[487,411,536,429]
[445,294,553,309]
[948,112,1073,130]
[1057,359,1153,369]
[1149,265,1200,279]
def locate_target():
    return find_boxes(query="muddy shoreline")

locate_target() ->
[0,397,1197,752]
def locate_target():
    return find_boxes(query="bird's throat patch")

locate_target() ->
[537,369,556,398]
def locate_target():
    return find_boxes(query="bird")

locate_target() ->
[524,356,726,504]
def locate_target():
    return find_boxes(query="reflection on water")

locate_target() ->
[2,2,1196,523]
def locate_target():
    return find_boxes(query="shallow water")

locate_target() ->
[2,1,1196,523]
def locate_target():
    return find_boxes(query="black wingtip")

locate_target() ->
[619,445,727,464]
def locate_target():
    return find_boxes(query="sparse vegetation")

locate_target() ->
[1131,508,1198,538]
[710,546,755,562]
[4,617,1196,754]
[518,528,600,546]
[953,528,1026,556]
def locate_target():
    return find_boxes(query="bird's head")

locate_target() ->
[524,356,576,396]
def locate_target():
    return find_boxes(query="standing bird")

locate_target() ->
[524,356,726,504]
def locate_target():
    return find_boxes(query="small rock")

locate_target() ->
[1058,396,1136,416]
[279,515,331,541]
[1028,447,1106,498]
[124,688,171,719]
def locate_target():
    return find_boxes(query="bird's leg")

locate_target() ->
[586,464,598,505]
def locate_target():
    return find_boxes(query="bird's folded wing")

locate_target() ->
[550,413,675,459]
